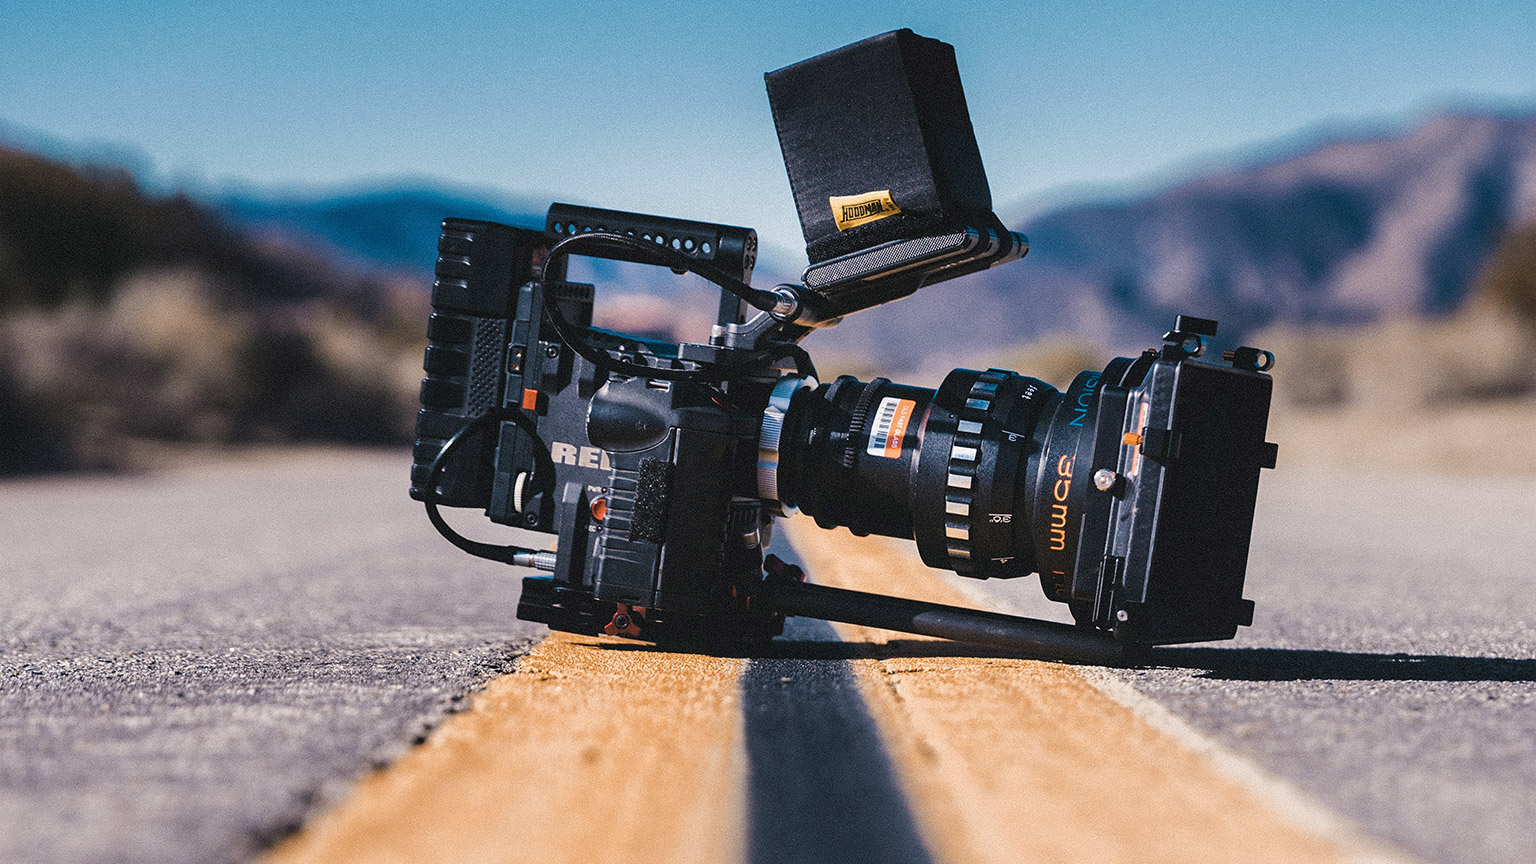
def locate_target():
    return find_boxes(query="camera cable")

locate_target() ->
[423,407,556,566]
[539,232,815,383]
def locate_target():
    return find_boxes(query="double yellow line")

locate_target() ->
[268,525,1386,864]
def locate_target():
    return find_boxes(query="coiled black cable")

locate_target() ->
[423,408,555,564]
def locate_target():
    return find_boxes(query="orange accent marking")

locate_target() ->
[884,399,917,458]
[603,603,645,638]
[521,389,539,411]
[1123,432,1143,447]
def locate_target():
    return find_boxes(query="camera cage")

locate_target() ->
[411,31,1279,665]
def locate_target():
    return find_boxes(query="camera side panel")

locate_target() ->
[410,219,547,509]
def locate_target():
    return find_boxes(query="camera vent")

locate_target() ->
[467,318,506,414]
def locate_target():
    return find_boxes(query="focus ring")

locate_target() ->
[943,370,1008,567]
[843,377,888,469]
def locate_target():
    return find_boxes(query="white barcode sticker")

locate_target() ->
[866,397,917,458]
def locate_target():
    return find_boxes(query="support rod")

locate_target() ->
[758,579,1129,666]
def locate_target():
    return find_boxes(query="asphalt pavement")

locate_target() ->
[2,452,1533,863]
[744,618,934,864]
[0,450,543,864]
[968,468,1536,864]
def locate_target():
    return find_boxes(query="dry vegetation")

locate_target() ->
[0,271,426,473]
[0,148,426,475]
[1254,221,1536,475]
[808,336,1102,392]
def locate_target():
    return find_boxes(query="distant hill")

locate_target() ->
[194,109,1536,369]
[820,110,1536,366]
[217,186,546,273]
[0,146,338,312]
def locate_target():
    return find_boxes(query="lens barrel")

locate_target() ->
[1027,361,1134,605]
[773,369,1065,580]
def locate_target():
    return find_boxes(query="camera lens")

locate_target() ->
[763,363,1124,601]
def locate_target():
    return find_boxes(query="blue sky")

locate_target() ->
[5,1,1536,258]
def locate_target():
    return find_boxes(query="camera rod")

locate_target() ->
[756,579,1130,666]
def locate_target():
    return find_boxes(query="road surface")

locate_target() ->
[1,450,1532,863]
[0,451,542,863]
[968,468,1536,864]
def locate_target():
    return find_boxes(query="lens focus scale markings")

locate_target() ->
[945,371,1008,568]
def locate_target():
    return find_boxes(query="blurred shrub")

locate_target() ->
[1260,312,1534,415]
[1476,220,1536,323]
[0,147,430,475]
[801,337,1102,393]
[0,267,424,474]
[0,147,329,313]
[1255,219,1536,417]
[0,356,72,474]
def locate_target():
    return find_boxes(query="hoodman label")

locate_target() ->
[830,190,900,231]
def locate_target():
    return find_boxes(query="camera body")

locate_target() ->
[410,206,798,644]
[409,30,1279,658]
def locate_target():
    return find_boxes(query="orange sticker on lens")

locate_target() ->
[866,397,916,458]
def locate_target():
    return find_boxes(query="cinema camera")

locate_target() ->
[410,31,1278,664]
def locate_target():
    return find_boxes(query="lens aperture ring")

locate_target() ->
[943,370,1009,568]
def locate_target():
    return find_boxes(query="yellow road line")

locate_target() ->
[265,631,746,864]
[783,520,1358,864]
[268,524,1396,864]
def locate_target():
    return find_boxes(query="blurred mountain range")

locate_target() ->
[4,107,1536,473]
[827,110,1536,366]
[184,109,1536,368]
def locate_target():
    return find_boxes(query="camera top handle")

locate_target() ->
[547,203,799,335]
[536,205,815,383]
[546,203,760,318]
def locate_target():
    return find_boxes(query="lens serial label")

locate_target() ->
[830,190,901,231]
[867,397,916,458]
